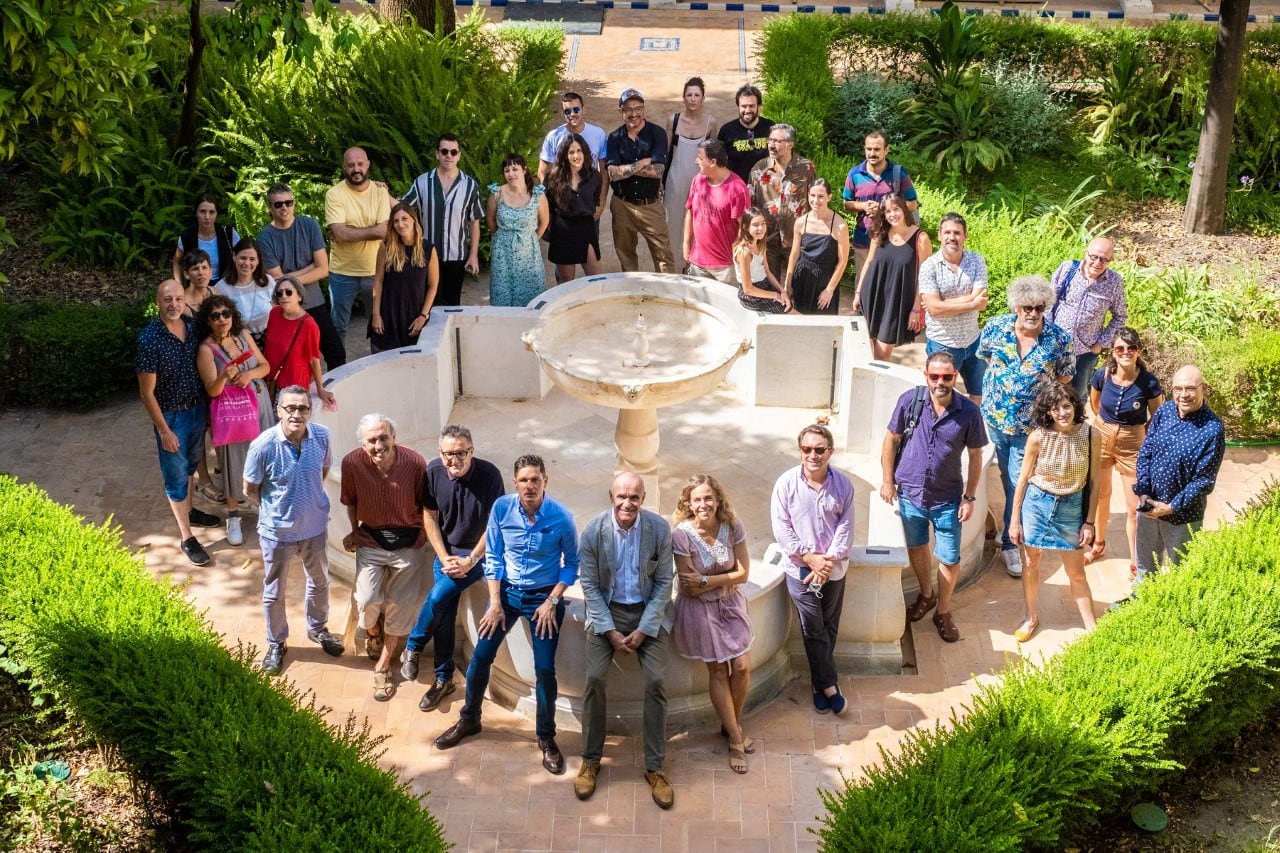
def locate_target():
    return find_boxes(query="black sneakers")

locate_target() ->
[188,507,221,528]
[181,537,211,566]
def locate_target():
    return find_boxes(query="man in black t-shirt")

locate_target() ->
[717,84,775,184]
[401,425,505,712]
[606,88,675,273]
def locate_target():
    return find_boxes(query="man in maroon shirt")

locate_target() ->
[341,413,429,701]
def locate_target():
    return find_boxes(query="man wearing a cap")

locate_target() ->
[606,89,675,274]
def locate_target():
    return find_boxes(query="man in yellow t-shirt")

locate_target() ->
[324,147,392,339]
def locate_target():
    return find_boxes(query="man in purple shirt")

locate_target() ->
[878,353,988,642]
[770,424,855,715]
[1048,237,1127,401]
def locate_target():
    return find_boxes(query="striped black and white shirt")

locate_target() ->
[403,169,483,263]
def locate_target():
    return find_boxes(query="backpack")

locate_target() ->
[892,386,928,475]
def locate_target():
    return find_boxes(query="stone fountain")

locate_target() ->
[521,287,752,507]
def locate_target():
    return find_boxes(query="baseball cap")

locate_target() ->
[618,88,645,107]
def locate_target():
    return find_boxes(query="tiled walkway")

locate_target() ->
[7,7,1280,851]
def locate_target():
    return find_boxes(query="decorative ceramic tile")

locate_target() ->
[639,37,680,51]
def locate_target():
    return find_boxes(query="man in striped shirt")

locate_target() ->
[402,133,483,306]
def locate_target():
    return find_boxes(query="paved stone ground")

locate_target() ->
[6,6,1280,851]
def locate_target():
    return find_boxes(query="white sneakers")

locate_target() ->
[1002,548,1023,578]
[227,515,244,546]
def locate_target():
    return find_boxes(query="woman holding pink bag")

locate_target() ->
[196,295,274,547]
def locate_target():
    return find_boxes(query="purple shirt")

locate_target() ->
[770,465,855,581]
[1048,261,1127,356]
[888,389,988,509]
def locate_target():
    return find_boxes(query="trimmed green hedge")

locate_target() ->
[819,486,1280,851]
[0,477,448,850]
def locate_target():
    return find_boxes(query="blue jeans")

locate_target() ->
[405,557,484,681]
[460,583,566,738]
[925,338,986,399]
[327,272,374,337]
[1071,352,1098,402]
[154,404,207,501]
[988,427,1028,551]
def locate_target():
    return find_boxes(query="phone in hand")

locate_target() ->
[1137,497,1154,513]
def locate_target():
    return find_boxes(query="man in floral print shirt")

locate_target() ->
[749,124,816,284]
[976,274,1074,579]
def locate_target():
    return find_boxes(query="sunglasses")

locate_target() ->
[1111,345,1138,354]
[927,372,957,382]
[562,106,582,116]
[208,309,232,320]
[1020,304,1047,314]
[274,289,295,300]
[271,199,295,209]
[437,147,459,156]
[800,445,830,456]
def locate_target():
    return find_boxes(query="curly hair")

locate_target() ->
[1030,380,1085,429]
[196,293,244,340]
[1103,326,1151,375]
[672,474,737,529]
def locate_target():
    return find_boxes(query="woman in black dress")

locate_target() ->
[854,193,931,362]
[784,179,850,315]
[370,202,439,353]
[545,132,603,284]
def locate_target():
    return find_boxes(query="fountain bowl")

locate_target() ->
[522,287,752,410]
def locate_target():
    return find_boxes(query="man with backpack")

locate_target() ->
[841,131,919,278]
[879,352,987,642]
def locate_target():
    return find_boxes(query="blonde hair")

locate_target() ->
[384,202,427,272]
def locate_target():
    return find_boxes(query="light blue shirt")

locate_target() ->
[610,513,643,605]
[540,122,609,165]
[244,422,332,543]
[484,493,580,589]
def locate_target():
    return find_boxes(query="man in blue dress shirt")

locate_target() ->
[433,454,579,775]
[1132,364,1225,587]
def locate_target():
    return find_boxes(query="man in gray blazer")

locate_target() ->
[575,472,676,809]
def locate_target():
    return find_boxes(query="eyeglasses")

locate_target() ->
[440,449,472,460]
[800,445,830,456]
[621,107,644,116]
[208,309,232,320]
[279,404,312,415]
[562,106,582,116]
[271,199,295,209]
[927,372,957,382]
[273,289,294,300]
[437,147,459,157]
[1086,252,1113,264]
[1171,385,1204,394]
[1111,345,1137,354]
[1019,304,1047,314]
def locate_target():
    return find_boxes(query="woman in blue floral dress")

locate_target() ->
[487,153,550,307]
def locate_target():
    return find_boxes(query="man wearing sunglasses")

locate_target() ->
[259,182,345,370]
[976,275,1075,578]
[538,92,609,218]
[879,352,988,642]
[402,133,483,307]
[401,425,504,712]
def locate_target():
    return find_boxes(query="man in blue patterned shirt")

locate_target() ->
[1132,365,1225,586]
[976,274,1074,578]
[136,279,221,567]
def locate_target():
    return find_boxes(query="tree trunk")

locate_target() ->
[176,0,204,165]
[383,0,456,34]
[1183,0,1250,234]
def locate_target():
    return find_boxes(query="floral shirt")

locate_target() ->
[1047,261,1127,356]
[976,314,1075,436]
[749,155,816,245]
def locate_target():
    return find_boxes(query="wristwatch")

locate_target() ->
[699,575,708,589]
[962,495,977,503]
[547,594,562,606]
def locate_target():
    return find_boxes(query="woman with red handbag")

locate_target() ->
[196,295,273,547]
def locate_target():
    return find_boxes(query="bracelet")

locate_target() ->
[1081,521,1094,526]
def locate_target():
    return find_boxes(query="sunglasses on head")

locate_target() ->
[271,199,295,209]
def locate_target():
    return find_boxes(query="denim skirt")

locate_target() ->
[1022,483,1084,551]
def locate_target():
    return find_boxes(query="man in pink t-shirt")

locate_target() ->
[683,140,751,284]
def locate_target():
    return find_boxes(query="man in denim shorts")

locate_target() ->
[136,279,222,567]
[879,352,988,642]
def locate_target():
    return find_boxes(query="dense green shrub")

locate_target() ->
[1200,327,1280,441]
[0,477,448,850]
[0,297,151,410]
[819,486,1280,851]
[985,63,1070,158]
[828,75,918,156]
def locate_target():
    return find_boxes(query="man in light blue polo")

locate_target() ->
[244,385,345,674]
[433,454,579,776]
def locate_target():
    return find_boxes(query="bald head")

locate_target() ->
[156,279,186,323]
[342,147,370,187]
[1171,364,1207,417]
[610,472,646,529]
[1083,238,1115,280]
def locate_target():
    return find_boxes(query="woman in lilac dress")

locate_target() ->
[670,474,753,774]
